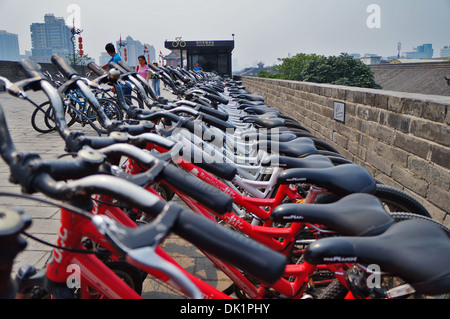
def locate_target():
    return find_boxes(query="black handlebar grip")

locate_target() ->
[200,113,235,132]
[160,164,233,215]
[196,105,229,121]
[175,208,287,284]
[118,123,153,136]
[18,59,46,81]
[148,63,159,72]
[117,61,134,73]
[88,62,107,76]
[109,62,127,74]
[51,54,78,79]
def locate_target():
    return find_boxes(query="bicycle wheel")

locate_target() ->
[44,101,78,130]
[31,101,54,133]
[317,214,449,299]
[124,95,144,109]
[98,98,123,121]
[83,99,122,135]
[390,212,450,236]
[313,184,431,218]
[374,184,431,217]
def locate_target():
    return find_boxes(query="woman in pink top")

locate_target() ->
[135,55,151,82]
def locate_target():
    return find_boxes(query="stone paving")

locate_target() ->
[0,87,232,299]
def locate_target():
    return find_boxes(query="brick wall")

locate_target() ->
[239,76,450,226]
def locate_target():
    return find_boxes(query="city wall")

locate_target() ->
[237,76,450,225]
[0,60,90,89]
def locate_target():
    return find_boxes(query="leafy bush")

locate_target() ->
[258,53,381,89]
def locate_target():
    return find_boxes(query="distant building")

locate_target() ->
[441,46,450,58]
[349,53,361,59]
[0,30,20,61]
[99,52,111,67]
[30,14,72,63]
[405,43,434,59]
[236,62,269,77]
[359,54,382,65]
[163,51,182,68]
[116,36,156,67]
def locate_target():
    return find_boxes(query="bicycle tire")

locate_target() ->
[308,137,341,154]
[124,95,144,109]
[98,98,123,121]
[103,260,144,296]
[318,214,450,299]
[313,184,431,218]
[374,184,431,217]
[44,101,78,130]
[31,101,55,133]
[317,277,348,299]
[84,105,108,135]
[83,98,123,135]
[390,212,450,236]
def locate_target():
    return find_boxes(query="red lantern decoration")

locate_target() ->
[78,43,83,50]
[78,37,82,43]
[79,49,84,56]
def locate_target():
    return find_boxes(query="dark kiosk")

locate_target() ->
[164,39,235,77]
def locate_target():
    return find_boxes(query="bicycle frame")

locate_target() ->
[122,149,345,299]
[43,206,143,299]
[90,194,232,299]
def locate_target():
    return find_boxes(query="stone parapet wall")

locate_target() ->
[0,60,90,90]
[239,76,450,225]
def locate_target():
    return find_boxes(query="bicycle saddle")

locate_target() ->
[234,99,265,106]
[243,107,280,116]
[277,164,376,196]
[243,117,286,129]
[305,219,450,295]
[257,137,319,158]
[235,93,265,102]
[262,154,335,169]
[271,193,395,236]
[242,131,298,143]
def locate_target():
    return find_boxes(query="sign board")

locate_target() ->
[333,101,346,123]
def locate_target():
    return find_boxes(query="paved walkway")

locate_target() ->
[0,88,232,299]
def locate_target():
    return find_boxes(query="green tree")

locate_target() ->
[258,52,381,89]
[66,52,93,67]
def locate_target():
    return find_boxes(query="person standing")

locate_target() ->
[151,60,161,96]
[194,62,202,71]
[135,55,151,82]
[102,43,122,69]
[97,42,132,95]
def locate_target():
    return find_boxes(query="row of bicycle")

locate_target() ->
[0,54,448,299]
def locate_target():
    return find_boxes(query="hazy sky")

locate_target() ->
[0,0,449,69]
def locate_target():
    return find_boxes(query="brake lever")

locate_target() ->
[91,204,203,299]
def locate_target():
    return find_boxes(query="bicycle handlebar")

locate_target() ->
[0,115,286,284]
[87,62,107,76]
[50,54,78,79]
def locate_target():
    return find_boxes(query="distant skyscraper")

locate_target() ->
[116,36,155,66]
[441,46,450,58]
[30,14,72,63]
[405,43,434,59]
[99,52,111,66]
[0,30,20,61]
